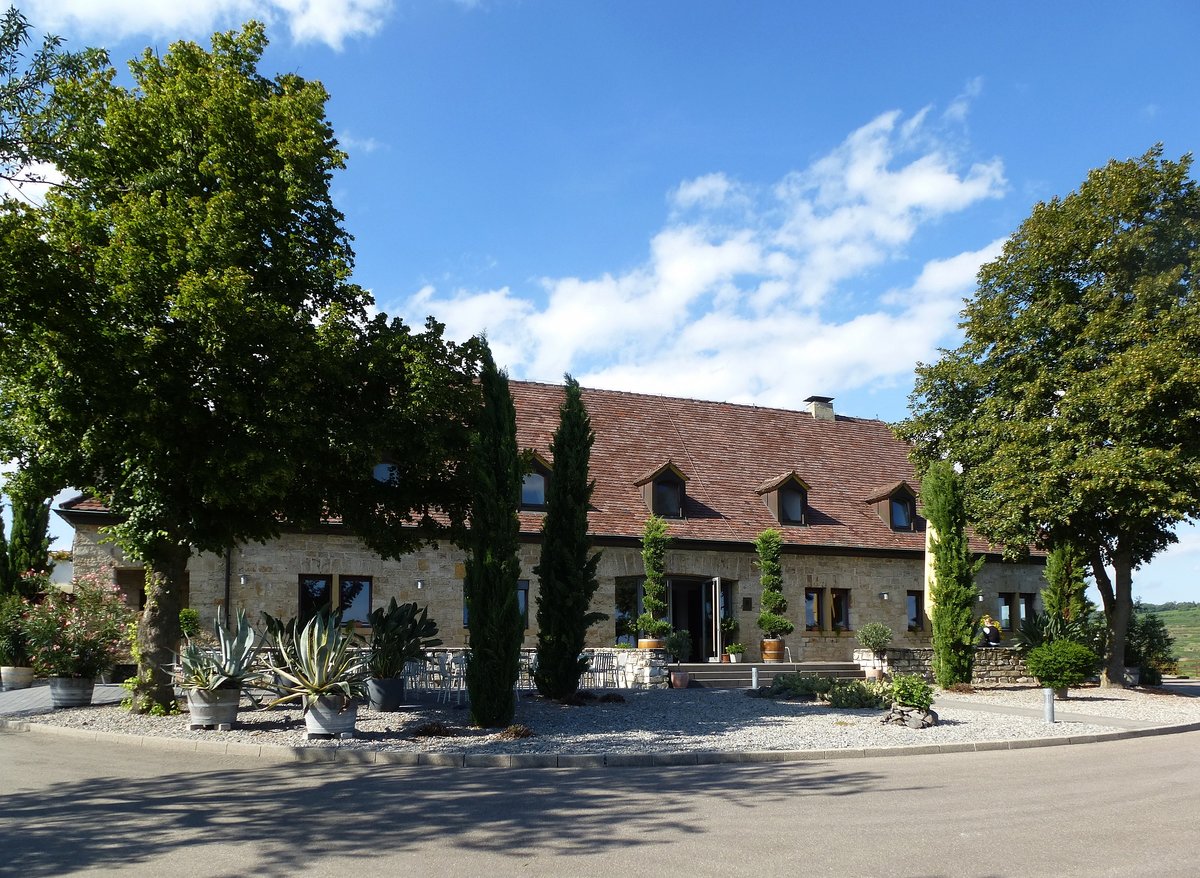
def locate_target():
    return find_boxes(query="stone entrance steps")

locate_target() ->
[673,661,865,689]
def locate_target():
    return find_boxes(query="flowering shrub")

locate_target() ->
[22,575,137,679]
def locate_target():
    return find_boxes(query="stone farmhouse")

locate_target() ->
[59,382,1045,663]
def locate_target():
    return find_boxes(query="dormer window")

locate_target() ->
[635,461,688,519]
[866,481,919,532]
[521,454,552,511]
[756,471,810,525]
[373,461,399,484]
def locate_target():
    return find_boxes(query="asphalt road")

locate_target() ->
[2,727,1197,877]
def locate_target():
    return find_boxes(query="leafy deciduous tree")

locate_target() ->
[898,147,1200,687]
[464,345,524,727]
[922,460,983,688]
[533,376,605,700]
[0,24,481,711]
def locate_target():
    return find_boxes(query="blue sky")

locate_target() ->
[13,0,1200,602]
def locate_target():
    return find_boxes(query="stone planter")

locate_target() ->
[305,696,359,737]
[49,677,95,709]
[760,638,785,663]
[1,665,35,691]
[367,677,406,712]
[186,688,241,729]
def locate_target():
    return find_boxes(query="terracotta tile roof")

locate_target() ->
[511,381,931,554]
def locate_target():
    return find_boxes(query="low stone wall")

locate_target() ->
[852,646,1033,686]
[588,647,668,689]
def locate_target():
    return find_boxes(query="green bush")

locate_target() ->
[664,629,692,663]
[767,673,834,698]
[178,608,201,640]
[856,622,893,656]
[826,679,890,709]
[891,674,934,711]
[1125,605,1177,686]
[1025,640,1099,690]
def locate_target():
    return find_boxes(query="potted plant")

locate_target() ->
[365,598,442,711]
[755,529,794,662]
[856,621,893,680]
[719,616,739,662]
[1025,639,1099,699]
[22,574,135,708]
[634,515,672,648]
[264,613,368,737]
[725,642,745,663]
[177,609,259,729]
[664,629,692,688]
[0,592,34,691]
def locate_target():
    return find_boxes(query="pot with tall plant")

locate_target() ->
[665,629,693,688]
[0,592,34,691]
[177,608,259,729]
[22,574,135,707]
[634,515,672,649]
[755,529,794,662]
[856,622,893,681]
[264,613,368,737]
[365,598,442,711]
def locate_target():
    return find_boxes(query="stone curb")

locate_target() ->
[4,716,1200,769]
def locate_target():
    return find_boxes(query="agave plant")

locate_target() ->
[265,613,368,710]
[178,609,260,691]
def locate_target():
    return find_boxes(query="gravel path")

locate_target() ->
[16,684,1200,756]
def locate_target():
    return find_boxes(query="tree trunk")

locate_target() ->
[1091,545,1133,688]
[132,543,190,712]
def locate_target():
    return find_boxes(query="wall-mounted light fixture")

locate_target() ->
[415,579,425,590]
[878,591,890,601]
[238,574,248,586]
[977,593,985,603]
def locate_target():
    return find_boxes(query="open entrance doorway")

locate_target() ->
[668,577,734,661]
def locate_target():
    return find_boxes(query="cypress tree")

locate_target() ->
[533,375,606,699]
[923,460,983,687]
[0,484,53,597]
[1042,543,1088,623]
[463,346,524,727]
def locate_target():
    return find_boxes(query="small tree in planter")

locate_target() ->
[856,621,893,677]
[634,515,671,646]
[755,529,793,660]
[1026,639,1099,698]
[664,629,692,688]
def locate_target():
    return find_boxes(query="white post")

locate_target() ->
[1043,687,1055,723]
[751,666,759,689]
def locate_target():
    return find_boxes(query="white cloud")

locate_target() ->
[26,0,391,50]
[393,105,1007,412]
[1,162,65,207]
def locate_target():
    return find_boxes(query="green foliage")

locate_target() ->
[1026,640,1100,690]
[922,461,982,687]
[1124,605,1177,686]
[826,679,891,710]
[22,574,135,678]
[665,629,692,664]
[891,674,934,711]
[366,598,442,680]
[0,486,55,598]
[763,673,889,709]
[898,148,1200,684]
[0,23,483,712]
[177,608,259,691]
[178,608,201,640]
[1014,610,1091,654]
[533,376,606,700]
[725,642,745,655]
[463,346,524,727]
[856,622,893,656]
[1042,543,1089,623]
[264,613,368,710]
[0,591,28,665]
[755,529,794,637]
[634,515,672,638]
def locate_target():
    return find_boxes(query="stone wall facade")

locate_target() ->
[852,646,1034,686]
[72,523,1044,664]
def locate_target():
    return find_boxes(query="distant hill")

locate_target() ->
[1141,603,1200,678]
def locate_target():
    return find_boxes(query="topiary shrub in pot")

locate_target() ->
[856,621,893,678]
[1025,639,1099,698]
[755,529,793,661]
[634,516,672,647]
[665,629,692,688]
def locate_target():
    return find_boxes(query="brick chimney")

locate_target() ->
[804,395,835,421]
